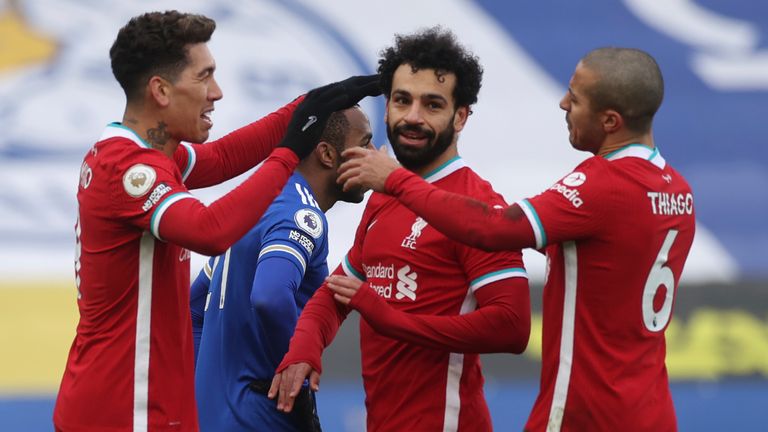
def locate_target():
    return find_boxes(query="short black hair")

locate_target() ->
[110,10,216,102]
[581,47,664,133]
[319,110,351,154]
[377,26,483,109]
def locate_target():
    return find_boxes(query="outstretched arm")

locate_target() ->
[179,97,301,189]
[156,75,382,256]
[181,74,381,189]
[337,147,537,251]
[385,169,538,251]
[158,149,299,256]
[327,275,530,354]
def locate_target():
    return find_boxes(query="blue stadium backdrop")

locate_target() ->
[0,0,765,430]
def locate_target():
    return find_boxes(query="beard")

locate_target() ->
[387,121,455,170]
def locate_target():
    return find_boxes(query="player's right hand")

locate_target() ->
[268,362,320,413]
[337,145,401,193]
[278,74,382,159]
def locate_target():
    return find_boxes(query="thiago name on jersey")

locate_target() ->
[646,192,694,216]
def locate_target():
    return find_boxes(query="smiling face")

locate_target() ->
[164,43,223,144]
[559,62,605,154]
[385,64,467,171]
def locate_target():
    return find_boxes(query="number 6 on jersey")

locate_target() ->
[642,229,679,332]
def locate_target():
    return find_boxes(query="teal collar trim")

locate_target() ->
[423,156,466,183]
[604,143,665,169]
[100,122,152,148]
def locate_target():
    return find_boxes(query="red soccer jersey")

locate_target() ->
[341,158,527,431]
[55,125,199,431]
[54,105,297,431]
[522,145,695,431]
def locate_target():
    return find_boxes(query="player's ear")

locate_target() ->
[315,141,336,169]
[453,106,469,133]
[602,109,623,133]
[148,75,171,107]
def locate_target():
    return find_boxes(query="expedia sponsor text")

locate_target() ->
[550,182,583,208]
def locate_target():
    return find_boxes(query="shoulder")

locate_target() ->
[89,137,176,195]
[269,184,327,240]
[290,206,326,240]
[256,193,326,258]
[95,137,175,173]
[444,166,508,205]
[664,164,693,193]
[553,156,616,190]
[367,191,394,209]
[571,155,610,175]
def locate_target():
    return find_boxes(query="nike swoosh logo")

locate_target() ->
[301,115,318,131]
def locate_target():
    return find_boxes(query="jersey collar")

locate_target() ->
[604,143,666,169]
[99,122,152,149]
[422,156,466,183]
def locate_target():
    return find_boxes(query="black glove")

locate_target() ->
[279,74,381,159]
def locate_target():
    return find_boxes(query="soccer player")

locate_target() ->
[337,47,695,431]
[190,106,372,432]
[269,27,531,432]
[54,10,379,432]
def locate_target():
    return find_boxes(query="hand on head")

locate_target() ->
[279,74,382,159]
[337,145,401,193]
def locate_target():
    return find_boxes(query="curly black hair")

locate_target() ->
[377,26,483,109]
[110,10,216,102]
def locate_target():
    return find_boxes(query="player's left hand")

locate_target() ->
[337,146,401,193]
[279,74,382,159]
[326,275,363,305]
[268,362,319,413]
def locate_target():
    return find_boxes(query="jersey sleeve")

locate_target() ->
[454,189,529,293]
[275,265,350,375]
[385,168,537,251]
[520,159,615,249]
[190,257,214,365]
[348,276,530,353]
[250,204,326,358]
[110,146,197,234]
[153,148,299,256]
[174,97,301,189]
[251,255,304,362]
[445,189,530,351]
[257,205,326,277]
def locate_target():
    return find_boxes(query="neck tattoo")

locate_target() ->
[147,122,170,150]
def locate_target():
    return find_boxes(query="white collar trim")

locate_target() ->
[99,123,151,148]
[605,144,666,169]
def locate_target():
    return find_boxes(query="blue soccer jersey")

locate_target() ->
[191,172,329,431]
